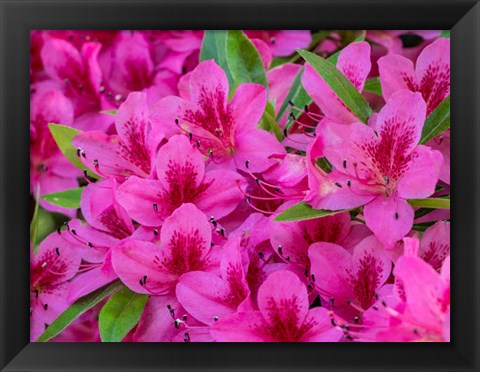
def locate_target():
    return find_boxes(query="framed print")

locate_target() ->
[1,0,479,371]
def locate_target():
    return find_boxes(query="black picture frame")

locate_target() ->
[1,0,479,371]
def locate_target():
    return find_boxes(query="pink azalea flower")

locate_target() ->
[116,134,244,226]
[375,238,450,341]
[308,235,391,312]
[176,237,250,325]
[269,208,351,267]
[30,234,82,341]
[98,31,177,107]
[154,60,286,172]
[244,30,312,57]
[418,220,450,272]
[111,203,221,295]
[302,41,371,124]
[308,90,443,247]
[210,270,342,342]
[378,38,450,115]
[80,179,134,239]
[73,91,165,179]
[30,82,81,216]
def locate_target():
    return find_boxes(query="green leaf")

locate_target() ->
[226,30,268,88]
[200,30,234,89]
[420,95,450,144]
[408,197,450,209]
[99,109,117,116]
[48,123,99,179]
[363,77,383,96]
[274,201,346,222]
[42,187,84,209]
[297,49,372,123]
[316,157,332,173]
[259,101,284,141]
[36,281,122,342]
[30,185,41,251]
[99,287,148,342]
[440,30,450,38]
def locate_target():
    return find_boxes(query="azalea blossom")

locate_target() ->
[307,90,443,247]
[154,60,286,172]
[210,270,342,342]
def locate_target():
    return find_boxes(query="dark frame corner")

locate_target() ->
[1,1,479,371]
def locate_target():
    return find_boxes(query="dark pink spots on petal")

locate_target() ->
[118,119,151,175]
[342,64,364,91]
[302,220,343,246]
[98,208,132,239]
[31,251,70,293]
[418,63,450,115]
[261,295,313,341]
[156,229,207,276]
[159,160,212,212]
[351,253,383,309]
[183,86,236,153]
[421,242,449,272]
[358,116,418,190]
[223,263,248,308]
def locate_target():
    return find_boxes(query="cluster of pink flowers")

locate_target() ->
[30,30,450,342]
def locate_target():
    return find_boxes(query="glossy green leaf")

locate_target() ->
[420,95,450,144]
[30,185,41,251]
[363,77,383,96]
[36,281,122,342]
[226,30,268,88]
[297,49,372,123]
[408,197,450,209]
[48,123,99,179]
[259,101,283,141]
[440,30,450,38]
[316,157,332,173]
[274,201,346,222]
[99,287,148,342]
[99,109,117,116]
[42,187,84,209]
[200,30,234,88]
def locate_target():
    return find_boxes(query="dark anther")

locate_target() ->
[167,304,172,310]
[196,140,201,148]
[139,278,144,286]
[278,245,283,255]
[258,252,265,261]
[384,176,390,185]
[288,100,294,106]
[395,212,399,220]
[55,247,60,256]
[71,229,77,235]
[182,314,188,321]
[153,229,159,236]
[246,196,251,203]
[304,269,309,277]
[208,149,213,157]
[255,178,260,185]
[213,316,219,322]
[330,318,337,327]
[283,128,288,137]
[153,203,158,212]
[335,182,343,188]
[245,160,250,169]
[270,37,276,44]
[143,275,147,285]
[345,334,354,341]
[35,289,39,298]
[381,300,387,307]
[343,160,347,168]
[44,303,48,310]
[175,118,179,125]
[76,148,81,157]
[330,298,335,307]
[372,305,378,311]
[285,255,290,261]
[354,316,359,324]
[311,274,316,282]
[346,180,351,187]
[289,112,296,119]
[173,319,180,329]
[188,132,193,141]
[304,105,309,113]
[87,242,93,248]
[56,226,62,235]
[219,228,225,237]
[170,308,175,318]
[374,292,379,300]
[211,220,217,228]
[184,332,190,342]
